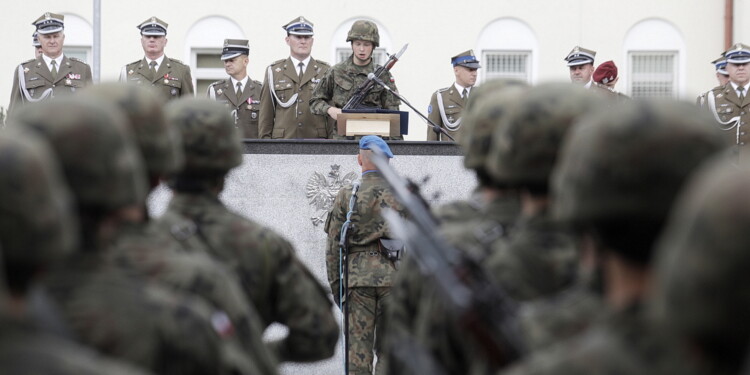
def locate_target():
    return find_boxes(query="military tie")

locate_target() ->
[236,82,243,99]
[462,88,469,99]
[149,60,157,78]
[298,62,305,81]
[740,86,746,103]
[50,60,58,79]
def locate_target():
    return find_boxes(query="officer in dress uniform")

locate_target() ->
[206,39,263,139]
[258,16,333,139]
[702,43,750,165]
[426,50,481,141]
[697,56,730,105]
[8,13,93,118]
[565,46,596,88]
[120,17,194,100]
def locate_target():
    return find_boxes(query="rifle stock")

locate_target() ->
[370,147,525,367]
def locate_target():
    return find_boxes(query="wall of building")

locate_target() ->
[1,0,740,139]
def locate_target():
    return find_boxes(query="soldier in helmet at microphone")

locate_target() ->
[310,19,401,139]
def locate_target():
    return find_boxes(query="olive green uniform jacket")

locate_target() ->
[8,55,92,118]
[701,83,750,163]
[120,56,194,101]
[207,77,263,139]
[427,84,466,141]
[259,57,333,139]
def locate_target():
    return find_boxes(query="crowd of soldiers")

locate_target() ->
[5,9,750,375]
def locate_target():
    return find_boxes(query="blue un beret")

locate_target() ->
[359,135,394,158]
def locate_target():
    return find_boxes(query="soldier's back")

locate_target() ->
[157,191,339,362]
[42,253,255,374]
[0,313,153,375]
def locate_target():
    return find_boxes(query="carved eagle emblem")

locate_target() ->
[306,164,357,226]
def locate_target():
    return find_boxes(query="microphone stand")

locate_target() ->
[367,74,455,142]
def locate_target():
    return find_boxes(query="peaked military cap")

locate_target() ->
[138,16,168,36]
[282,16,314,36]
[33,12,64,35]
[359,135,394,158]
[724,43,750,64]
[712,56,729,75]
[221,39,249,61]
[32,32,40,47]
[451,50,481,69]
[565,46,596,67]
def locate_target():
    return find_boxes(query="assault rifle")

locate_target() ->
[343,44,408,110]
[369,147,525,367]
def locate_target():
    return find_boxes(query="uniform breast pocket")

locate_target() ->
[334,74,353,91]
[720,106,735,121]
[165,79,182,96]
[65,79,85,89]
[273,81,294,101]
[443,106,462,121]
[24,78,48,98]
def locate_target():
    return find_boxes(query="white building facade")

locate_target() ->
[2,0,746,139]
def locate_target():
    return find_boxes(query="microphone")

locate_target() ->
[367,73,390,90]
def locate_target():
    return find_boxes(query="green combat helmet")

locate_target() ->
[164,98,242,174]
[553,100,724,262]
[11,97,147,212]
[346,20,379,47]
[650,161,750,366]
[0,131,77,272]
[487,83,602,192]
[80,83,184,177]
[459,79,528,181]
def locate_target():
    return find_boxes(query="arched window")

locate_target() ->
[184,16,245,95]
[476,18,538,84]
[61,13,93,64]
[330,18,393,66]
[623,19,686,98]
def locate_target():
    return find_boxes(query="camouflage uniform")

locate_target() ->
[383,81,528,375]
[649,162,750,374]
[325,158,405,374]
[80,84,275,372]
[11,97,270,375]
[0,131,151,374]
[502,100,725,375]
[155,98,339,363]
[309,20,401,139]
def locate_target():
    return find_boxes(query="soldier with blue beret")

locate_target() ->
[426,50,481,141]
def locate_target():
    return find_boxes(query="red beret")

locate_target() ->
[593,60,618,84]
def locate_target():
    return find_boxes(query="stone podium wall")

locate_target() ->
[148,140,476,375]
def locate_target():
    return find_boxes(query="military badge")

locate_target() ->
[275,67,282,72]
[247,97,253,104]
[66,73,81,80]
[164,79,169,84]
[427,105,432,114]
[217,89,223,96]
[247,105,252,109]
[312,78,320,84]
[251,112,257,119]
[171,88,177,96]
[65,79,72,85]
[128,69,134,75]
[23,67,29,73]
